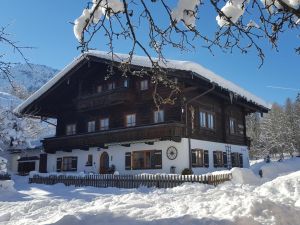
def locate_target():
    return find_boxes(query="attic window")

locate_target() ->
[97,85,103,93]
[140,80,148,91]
[66,124,76,135]
[108,82,116,90]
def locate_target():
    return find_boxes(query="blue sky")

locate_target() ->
[0,0,299,105]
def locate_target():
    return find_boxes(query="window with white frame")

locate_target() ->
[100,118,109,130]
[140,80,149,90]
[154,110,164,123]
[97,85,102,93]
[107,82,116,90]
[207,113,214,129]
[229,118,236,134]
[199,111,206,128]
[66,124,76,135]
[126,114,136,127]
[199,111,215,130]
[123,79,129,88]
[87,121,96,132]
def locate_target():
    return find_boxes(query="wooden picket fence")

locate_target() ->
[0,173,11,180]
[29,173,232,189]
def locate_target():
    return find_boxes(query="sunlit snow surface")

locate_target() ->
[0,158,300,225]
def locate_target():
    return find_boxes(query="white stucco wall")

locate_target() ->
[190,139,249,174]
[47,139,190,175]
[4,150,41,174]
[46,138,249,175]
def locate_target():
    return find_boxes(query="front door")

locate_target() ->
[100,152,109,174]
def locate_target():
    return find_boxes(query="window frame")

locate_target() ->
[126,113,136,127]
[62,156,77,172]
[213,151,224,168]
[154,110,164,123]
[86,154,93,167]
[107,81,116,91]
[140,79,149,91]
[192,149,204,167]
[199,110,215,130]
[123,79,129,88]
[66,124,76,135]
[87,120,96,133]
[229,117,237,134]
[100,118,110,131]
[97,85,103,93]
[131,150,162,170]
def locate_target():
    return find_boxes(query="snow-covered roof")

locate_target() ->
[14,51,269,115]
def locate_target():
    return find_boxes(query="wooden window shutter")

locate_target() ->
[71,157,78,171]
[56,158,62,172]
[125,152,131,170]
[231,153,236,167]
[191,150,196,166]
[239,154,243,168]
[223,152,228,168]
[213,151,218,168]
[204,150,209,168]
[153,150,162,169]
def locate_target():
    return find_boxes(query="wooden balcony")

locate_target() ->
[76,88,136,111]
[43,122,185,153]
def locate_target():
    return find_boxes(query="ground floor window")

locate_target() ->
[213,151,228,168]
[57,157,78,172]
[192,149,209,168]
[231,153,243,168]
[126,150,162,170]
[86,154,93,166]
[18,162,35,174]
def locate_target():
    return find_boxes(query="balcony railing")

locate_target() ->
[43,122,185,153]
[76,88,136,111]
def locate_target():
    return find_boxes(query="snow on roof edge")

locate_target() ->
[14,51,269,115]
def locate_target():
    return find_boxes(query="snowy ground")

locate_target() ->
[0,158,300,225]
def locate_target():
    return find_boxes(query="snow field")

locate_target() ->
[0,158,300,225]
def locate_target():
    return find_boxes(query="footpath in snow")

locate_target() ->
[0,158,300,225]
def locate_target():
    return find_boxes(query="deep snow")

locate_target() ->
[0,158,299,225]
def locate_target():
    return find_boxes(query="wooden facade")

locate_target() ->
[18,56,268,154]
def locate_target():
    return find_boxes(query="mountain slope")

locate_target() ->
[0,63,58,93]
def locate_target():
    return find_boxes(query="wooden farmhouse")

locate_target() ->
[15,51,269,175]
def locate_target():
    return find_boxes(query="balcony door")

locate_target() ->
[100,151,109,174]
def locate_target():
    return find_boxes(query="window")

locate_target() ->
[66,124,76,135]
[97,85,103,93]
[124,79,129,88]
[126,114,136,127]
[200,112,206,128]
[231,153,243,168]
[100,118,109,130]
[140,80,149,90]
[154,110,164,123]
[107,82,116,90]
[199,111,215,129]
[213,151,227,168]
[229,118,236,134]
[130,150,162,170]
[125,152,131,170]
[86,154,93,166]
[62,157,77,171]
[207,113,214,129]
[192,149,209,168]
[56,158,62,172]
[87,121,96,132]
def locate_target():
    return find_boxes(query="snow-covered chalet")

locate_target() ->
[15,51,269,175]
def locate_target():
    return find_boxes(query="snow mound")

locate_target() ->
[0,180,16,193]
[231,167,261,185]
